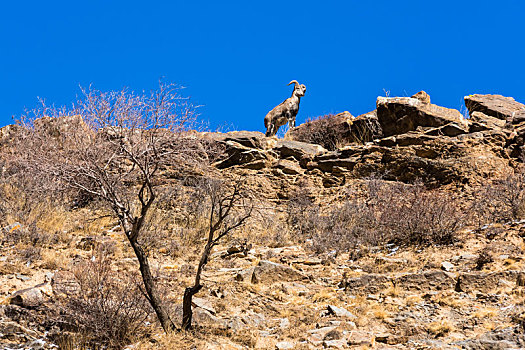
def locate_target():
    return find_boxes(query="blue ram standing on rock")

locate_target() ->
[264,80,306,137]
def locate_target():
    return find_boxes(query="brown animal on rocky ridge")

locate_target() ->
[264,80,306,137]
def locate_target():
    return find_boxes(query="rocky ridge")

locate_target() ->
[1,91,525,349]
[205,92,521,193]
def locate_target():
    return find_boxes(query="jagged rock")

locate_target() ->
[341,273,392,294]
[454,327,524,349]
[9,283,51,308]
[311,127,511,187]
[376,95,467,137]
[351,110,383,142]
[192,297,216,315]
[251,260,307,284]
[273,159,304,175]
[347,331,373,346]
[375,333,408,345]
[441,261,454,272]
[395,270,456,291]
[307,326,338,342]
[424,122,469,137]
[0,321,40,342]
[465,94,525,121]
[455,270,521,293]
[323,305,356,319]
[469,111,506,132]
[214,144,269,169]
[33,115,87,138]
[323,339,347,349]
[206,131,268,149]
[273,140,326,166]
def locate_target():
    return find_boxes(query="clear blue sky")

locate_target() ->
[1,1,524,132]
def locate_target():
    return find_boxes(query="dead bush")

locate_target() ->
[289,113,381,150]
[287,180,464,253]
[57,250,152,349]
[472,170,525,224]
[475,247,494,270]
[289,114,347,151]
[375,181,463,246]
[287,186,380,254]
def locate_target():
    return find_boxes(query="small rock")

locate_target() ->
[279,318,290,329]
[323,339,347,349]
[441,261,454,272]
[292,258,322,266]
[192,297,216,315]
[275,341,295,350]
[412,91,431,104]
[251,260,307,284]
[323,329,342,341]
[308,326,337,342]
[15,274,31,282]
[323,305,356,319]
[347,331,373,346]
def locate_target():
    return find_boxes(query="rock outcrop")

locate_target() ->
[376,92,467,137]
[465,94,525,121]
[204,91,521,188]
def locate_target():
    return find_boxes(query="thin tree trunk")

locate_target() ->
[182,243,210,330]
[182,285,201,330]
[128,236,175,332]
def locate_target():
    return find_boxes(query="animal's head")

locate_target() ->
[288,80,306,97]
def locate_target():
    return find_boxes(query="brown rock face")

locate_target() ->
[376,95,466,137]
[464,94,525,121]
[469,111,506,132]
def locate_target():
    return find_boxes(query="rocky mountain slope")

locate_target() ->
[1,91,525,349]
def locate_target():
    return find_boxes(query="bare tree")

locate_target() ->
[182,177,252,330]
[15,82,210,332]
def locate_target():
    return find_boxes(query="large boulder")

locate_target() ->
[464,94,525,121]
[251,260,308,284]
[273,140,326,167]
[213,144,269,169]
[377,92,467,137]
[469,111,507,132]
[204,131,268,149]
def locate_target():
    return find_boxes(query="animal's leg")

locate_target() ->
[289,118,296,128]
[265,124,274,137]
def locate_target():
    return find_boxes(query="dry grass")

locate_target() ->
[40,249,69,270]
[433,292,465,308]
[470,306,498,319]
[312,289,334,303]
[427,319,455,337]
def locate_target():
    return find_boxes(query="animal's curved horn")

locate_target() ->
[288,80,300,87]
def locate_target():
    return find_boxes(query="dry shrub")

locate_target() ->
[287,179,463,253]
[57,250,152,349]
[289,114,348,151]
[374,181,463,246]
[289,113,381,150]
[1,223,57,250]
[475,247,494,270]
[472,170,525,224]
[287,185,380,254]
